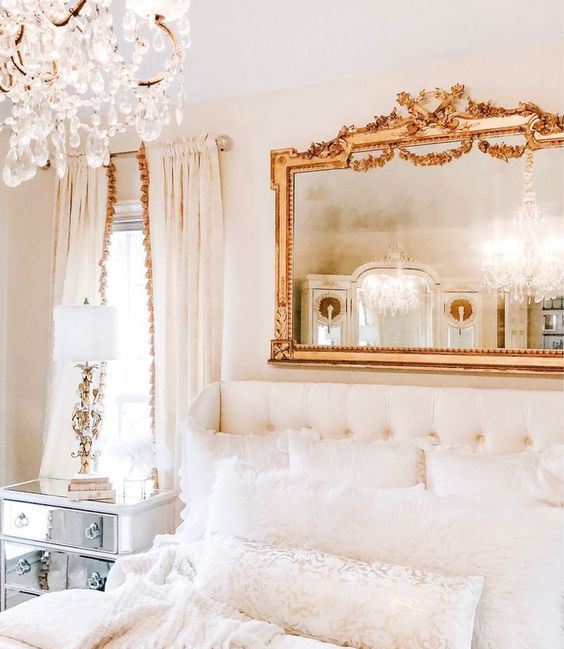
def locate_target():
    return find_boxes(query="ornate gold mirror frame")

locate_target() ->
[270,84,564,373]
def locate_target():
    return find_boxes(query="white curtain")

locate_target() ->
[41,156,109,479]
[146,137,224,491]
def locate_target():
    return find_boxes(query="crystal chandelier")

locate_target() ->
[0,0,191,186]
[362,273,420,317]
[482,149,564,303]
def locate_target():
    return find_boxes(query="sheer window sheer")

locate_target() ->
[103,221,152,443]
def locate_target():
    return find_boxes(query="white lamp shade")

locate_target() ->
[53,305,119,362]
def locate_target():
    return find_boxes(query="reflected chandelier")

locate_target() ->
[0,0,191,186]
[482,149,564,303]
[362,273,420,317]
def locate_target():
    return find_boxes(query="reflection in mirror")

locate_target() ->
[294,144,564,351]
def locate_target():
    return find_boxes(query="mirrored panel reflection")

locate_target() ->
[293,145,564,350]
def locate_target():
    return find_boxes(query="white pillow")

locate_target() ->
[195,534,483,649]
[288,429,422,490]
[425,444,564,506]
[179,422,288,539]
[207,461,563,649]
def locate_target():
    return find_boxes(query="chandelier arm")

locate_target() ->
[7,50,58,89]
[14,24,24,46]
[0,22,25,86]
[137,17,180,88]
[46,0,89,28]
[0,63,13,93]
[10,50,26,76]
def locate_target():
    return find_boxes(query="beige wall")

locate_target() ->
[0,43,563,483]
[0,137,54,484]
[113,43,564,391]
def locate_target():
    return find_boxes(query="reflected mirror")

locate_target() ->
[293,146,564,352]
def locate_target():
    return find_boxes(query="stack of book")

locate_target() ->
[67,476,115,502]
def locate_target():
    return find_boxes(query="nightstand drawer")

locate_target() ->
[5,588,39,610]
[2,500,117,553]
[68,554,113,591]
[4,542,68,593]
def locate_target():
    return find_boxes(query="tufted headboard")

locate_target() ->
[188,381,563,454]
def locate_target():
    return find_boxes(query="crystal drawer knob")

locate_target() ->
[15,559,31,576]
[87,571,106,591]
[14,513,29,529]
[84,523,101,541]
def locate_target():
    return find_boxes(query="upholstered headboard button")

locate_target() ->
[199,381,563,454]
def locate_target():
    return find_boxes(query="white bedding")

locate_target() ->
[0,635,340,649]
[0,541,346,649]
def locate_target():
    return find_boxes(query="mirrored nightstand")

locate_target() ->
[0,478,176,610]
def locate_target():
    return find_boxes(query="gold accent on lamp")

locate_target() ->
[53,299,119,474]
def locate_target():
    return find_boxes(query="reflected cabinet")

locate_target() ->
[270,84,564,372]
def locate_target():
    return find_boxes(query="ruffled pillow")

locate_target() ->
[179,421,288,539]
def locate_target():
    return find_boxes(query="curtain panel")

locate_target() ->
[40,156,113,479]
[144,137,224,491]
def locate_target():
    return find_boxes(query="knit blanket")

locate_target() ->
[0,543,282,649]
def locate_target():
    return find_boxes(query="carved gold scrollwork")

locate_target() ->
[365,108,403,132]
[349,147,395,172]
[396,84,466,133]
[274,305,289,339]
[271,341,291,361]
[477,139,526,161]
[399,138,474,167]
[295,84,564,166]
[302,126,355,159]
[530,110,564,136]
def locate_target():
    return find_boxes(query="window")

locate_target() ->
[102,201,152,445]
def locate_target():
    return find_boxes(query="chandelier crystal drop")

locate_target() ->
[362,273,420,317]
[0,0,191,186]
[482,150,564,303]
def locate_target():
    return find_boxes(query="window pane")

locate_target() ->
[102,228,152,444]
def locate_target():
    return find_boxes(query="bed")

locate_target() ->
[0,381,562,649]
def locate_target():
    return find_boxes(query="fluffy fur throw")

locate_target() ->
[0,543,282,649]
[207,461,564,649]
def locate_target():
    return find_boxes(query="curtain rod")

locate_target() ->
[110,135,233,158]
[38,135,233,171]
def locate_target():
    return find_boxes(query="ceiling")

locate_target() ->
[180,0,563,101]
[0,0,561,123]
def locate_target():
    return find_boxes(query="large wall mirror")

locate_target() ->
[270,85,564,372]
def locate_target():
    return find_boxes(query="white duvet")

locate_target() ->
[0,541,345,649]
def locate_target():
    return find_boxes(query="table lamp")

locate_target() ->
[53,299,119,474]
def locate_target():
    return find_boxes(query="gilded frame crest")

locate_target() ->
[270,84,564,373]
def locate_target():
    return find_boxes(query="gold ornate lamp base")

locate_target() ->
[71,362,102,474]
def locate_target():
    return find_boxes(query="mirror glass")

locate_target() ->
[293,144,564,350]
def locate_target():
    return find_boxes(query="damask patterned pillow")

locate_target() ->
[194,535,483,649]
